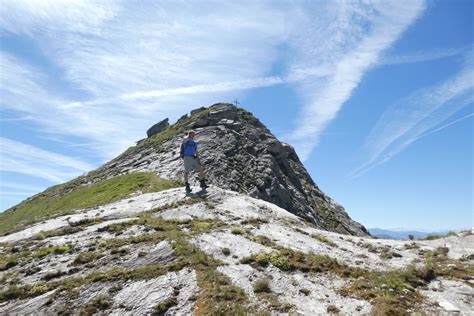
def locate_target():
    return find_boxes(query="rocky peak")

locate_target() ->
[106,103,368,236]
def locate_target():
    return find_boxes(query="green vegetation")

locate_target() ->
[231,227,245,235]
[240,244,473,314]
[340,246,473,314]
[0,172,180,236]
[241,248,360,277]
[311,234,337,247]
[0,215,254,314]
[35,244,73,259]
[71,252,104,266]
[253,278,271,293]
[250,235,281,249]
[0,257,18,271]
[80,295,112,315]
[241,218,269,226]
[153,296,178,315]
[195,269,248,315]
[97,222,128,235]
[327,305,340,314]
[135,107,214,150]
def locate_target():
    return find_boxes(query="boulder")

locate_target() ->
[146,118,169,138]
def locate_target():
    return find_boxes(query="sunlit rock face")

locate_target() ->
[1,187,472,315]
[93,103,369,236]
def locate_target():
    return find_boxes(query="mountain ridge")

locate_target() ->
[89,103,369,236]
[5,102,367,237]
[1,103,472,314]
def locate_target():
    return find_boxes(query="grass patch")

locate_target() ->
[241,218,269,226]
[71,252,104,266]
[327,305,340,314]
[97,222,128,235]
[153,296,178,315]
[80,295,112,315]
[195,269,249,315]
[0,215,254,313]
[251,235,281,249]
[0,257,18,271]
[34,244,73,259]
[339,265,431,314]
[311,234,337,247]
[241,248,361,277]
[0,172,180,236]
[339,247,473,314]
[253,278,271,293]
[231,227,245,235]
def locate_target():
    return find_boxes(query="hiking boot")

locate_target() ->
[199,179,208,189]
[185,182,191,193]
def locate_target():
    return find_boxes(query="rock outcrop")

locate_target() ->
[146,118,169,138]
[1,187,472,315]
[90,103,369,236]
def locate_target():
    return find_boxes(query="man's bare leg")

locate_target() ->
[198,167,205,180]
[198,166,208,188]
[184,171,191,192]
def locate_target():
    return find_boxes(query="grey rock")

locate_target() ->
[146,118,169,138]
[190,106,207,116]
[68,103,369,236]
[1,187,473,315]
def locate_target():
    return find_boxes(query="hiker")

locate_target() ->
[180,130,208,192]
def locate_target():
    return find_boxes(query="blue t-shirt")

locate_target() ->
[183,140,197,156]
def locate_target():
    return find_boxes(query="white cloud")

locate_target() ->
[285,1,427,160]
[349,54,474,179]
[0,137,94,183]
[0,181,43,193]
[0,1,292,160]
[380,47,466,65]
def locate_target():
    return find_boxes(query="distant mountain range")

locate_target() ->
[368,228,460,240]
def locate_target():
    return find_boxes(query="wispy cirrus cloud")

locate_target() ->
[286,0,427,160]
[349,52,474,179]
[0,137,94,183]
[1,1,291,160]
[380,46,467,65]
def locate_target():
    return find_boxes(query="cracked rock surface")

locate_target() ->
[1,187,472,315]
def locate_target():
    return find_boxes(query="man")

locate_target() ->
[180,130,208,192]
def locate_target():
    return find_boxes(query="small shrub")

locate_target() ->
[71,252,103,265]
[204,202,216,209]
[97,223,128,234]
[153,296,178,315]
[311,234,337,247]
[253,278,271,293]
[231,227,244,235]
[110,248,129,255]
[42,270,66,281]
[80,295,112,315]
[252,235,279,248]
[327,305,340,314]
[0,259,18,271]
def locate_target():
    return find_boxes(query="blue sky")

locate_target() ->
[0,0,472,231]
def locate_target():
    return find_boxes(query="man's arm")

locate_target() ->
[180,142,184,159]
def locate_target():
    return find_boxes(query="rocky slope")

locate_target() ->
[61,103,367,236]
[0,186,472,315]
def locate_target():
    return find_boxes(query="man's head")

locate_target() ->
[187,130,195,139]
